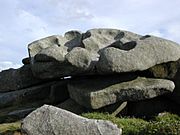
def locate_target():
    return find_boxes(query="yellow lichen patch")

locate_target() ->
[150,64,168,78]
[149,61,178,79]
[0,121,21,134]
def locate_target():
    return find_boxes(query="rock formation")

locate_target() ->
[68,76,174,109]
[21,105,122,135]
[0,28,180,134]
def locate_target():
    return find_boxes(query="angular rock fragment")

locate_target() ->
[0,65,42,92]
[28,31,82,64]
[28,35,65,64]
[30,61,69,79]
[27,29,180,79]
[1,28,180,132]
[32,47,96,79]
[22,57,30,65]
[21,105,122,135]
[65,47,94,71]
[34,45,68,62]
[96,101,128,116]
[145,59,180,105]
[68,76,175,109]
[111,102,127,116]
[148,60,180,79]
[97,36,180,74]
[0,82,53,108]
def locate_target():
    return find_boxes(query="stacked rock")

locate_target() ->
[0,28,180,123]
[0,65,69,123]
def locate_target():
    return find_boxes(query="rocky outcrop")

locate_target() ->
[0,79,69,123]
[34,45,68,62]
[68,76,174,109]
[0,28,180,133]
[148,60,180,79]
[28,35,67,64]
[21,105,122,135]
[97,36,180,74]
[0,65,42,92]
[0,82,53,108]
[27,29,180,79]
[82,29,141,52]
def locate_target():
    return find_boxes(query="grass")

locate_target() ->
[142,113,180,135]
[0,121,21,135]
[82,112,148,135]
[82,112,180,135]
[0,112,180,135]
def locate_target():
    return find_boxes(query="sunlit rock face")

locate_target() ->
[28,28,180,79]
[0,28,180,126]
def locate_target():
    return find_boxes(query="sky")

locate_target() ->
[0,0,180,71]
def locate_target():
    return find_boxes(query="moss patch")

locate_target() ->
[1,112,180,135]
[82,112,180,135]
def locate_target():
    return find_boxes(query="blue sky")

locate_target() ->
[0,0,180,70]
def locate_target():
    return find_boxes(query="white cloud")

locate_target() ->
[0,0,180,68]
[0,61,21,71]
[165,24,180,43]
[16,9,49,39]
[90,16,129,30]
[81,0,180,43]
[18,0,93,26]
[149,30,164,37]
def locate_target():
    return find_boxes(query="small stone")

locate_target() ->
[22,57,30,65]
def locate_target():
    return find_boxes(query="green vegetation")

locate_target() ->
[142,113,180,135]
[0,121,21,135]
[82,112,180,135]
[0,112,180,135]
